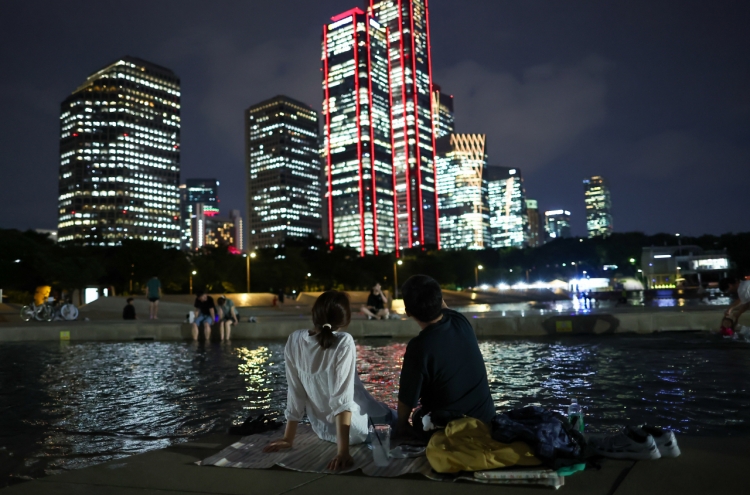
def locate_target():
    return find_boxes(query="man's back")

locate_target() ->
[398,309,495,424]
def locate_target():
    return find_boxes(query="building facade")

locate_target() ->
[526,199,542,248]
[544,209,572,240]
[204,209,244,252]
[583,175,613,238]
[369,0,439,250]
[432,84,454,139]
[486,166,529,248]
[179,179,219,251]
[435,134,490,250]
[58,56,181,246]
[642,245,730,289]
[245,95,322,250]
[322,8,395,255]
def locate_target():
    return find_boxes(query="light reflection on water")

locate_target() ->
[0,334,748,486]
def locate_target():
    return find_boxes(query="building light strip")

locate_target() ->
[398,0,413,248]
[366,14,380,255]
[323,24,335,249]
[425,0,440,249]
[353,15,366,256]
[386,26,400,257]
[409,0,425,247]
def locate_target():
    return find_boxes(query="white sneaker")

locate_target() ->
[588,426,661,460]
[640,425,681,458]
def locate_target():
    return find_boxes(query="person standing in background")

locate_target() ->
[145,276,162,320]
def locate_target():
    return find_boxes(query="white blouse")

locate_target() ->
[283,329,369,444]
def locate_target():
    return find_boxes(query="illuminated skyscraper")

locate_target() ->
[487,166,529,248]
[179,179,219,251]
[322,8,395,255]
[544,210,572,240]
[245,95,322,250]
[369,0,439,250]
[57,56,181,246]
[583,175,613,238]
[432,84,454,139]
[526,199,542,248]
[435,134,490,250]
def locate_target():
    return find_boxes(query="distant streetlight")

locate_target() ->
[629,258,636,264]
[475,265,484,287]
[307,273,311,277]
[244,252,257,293]
[189,270,197,294]
[394,259,404,298]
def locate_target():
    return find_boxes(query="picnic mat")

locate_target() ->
[199,424,564,488]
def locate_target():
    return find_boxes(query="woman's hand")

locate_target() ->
[327,452,354,471]
[263,439,293,452]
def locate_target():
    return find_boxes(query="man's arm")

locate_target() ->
[396,400,413,433]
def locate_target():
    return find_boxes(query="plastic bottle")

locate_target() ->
[568,399,584,432]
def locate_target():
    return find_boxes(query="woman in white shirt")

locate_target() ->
[263,291,394,470]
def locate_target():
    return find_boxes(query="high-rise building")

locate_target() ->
[486,166,529,248]
[583,175,613,238]
[179,179,219,250]
[526,199,542,248]
[204,209,244,252]
[369,0,439,250]
[245,95,322,250]
[544,210,572,240]
[322,8,395,255]
[57,56,181,246]
[435,134,490,250]
[432,84,454,139]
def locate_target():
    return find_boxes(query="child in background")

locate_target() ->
[719,317,750,341]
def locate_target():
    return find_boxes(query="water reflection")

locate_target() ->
[0,335,748,487]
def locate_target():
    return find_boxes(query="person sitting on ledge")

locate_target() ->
[395,275,495,441]
[719,277,750,327]
[122,297,136,320]
[361,282,389,320]
[192,291,216,341]
[263,290,395,470]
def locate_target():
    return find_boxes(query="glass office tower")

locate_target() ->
[544,209,572,240]
[583,175,613,238]
[322,8,395,255]
[432,84,454,139]
[245,95,322,250]
[487,166,529,248]
[179,178,219,251]
[435,134,490,250]
[58,56,181,246]
[368,0,439,250]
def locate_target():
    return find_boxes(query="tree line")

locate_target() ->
[1,228,747,303]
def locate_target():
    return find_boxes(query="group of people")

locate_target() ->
[191,292,238,341]
[263,275,494,471]
[122,276,162,320]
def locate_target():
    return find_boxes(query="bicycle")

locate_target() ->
[20,297,78,322]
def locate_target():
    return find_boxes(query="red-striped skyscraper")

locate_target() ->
[368,0,439,251]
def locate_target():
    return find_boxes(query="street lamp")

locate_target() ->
[475,265,483,288]
[189,270,197,295]
[244,252,257,293]
[393,259,403,298]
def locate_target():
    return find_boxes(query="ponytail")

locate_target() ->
[311,291,351,350]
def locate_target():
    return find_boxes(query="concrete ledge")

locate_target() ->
[0,308,733,342]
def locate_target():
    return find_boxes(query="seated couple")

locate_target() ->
[263,275,494,471]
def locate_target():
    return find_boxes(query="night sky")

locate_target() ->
[1,0,748,237]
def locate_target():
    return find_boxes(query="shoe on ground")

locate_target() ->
[588,426,661,460]
[640,425,680,458]
[367,315,374,320]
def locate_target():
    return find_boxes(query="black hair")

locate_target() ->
[311,291,351,349]
[719,277,738,293]
[401,274,443,323]
[196,290,206,297]
[217,296,226,305]
[126,297,134,303]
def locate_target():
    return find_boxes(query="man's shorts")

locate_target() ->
[194,314,213,326]
[148,297,160,303]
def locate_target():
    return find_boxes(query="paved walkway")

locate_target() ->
[2,433,747,494]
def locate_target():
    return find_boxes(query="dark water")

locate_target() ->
[1,334,749,486]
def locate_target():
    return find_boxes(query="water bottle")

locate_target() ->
[568,399,584,432]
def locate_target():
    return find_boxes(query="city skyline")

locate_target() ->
[2,0,749,238]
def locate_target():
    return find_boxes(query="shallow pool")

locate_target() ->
[1,333,748,486]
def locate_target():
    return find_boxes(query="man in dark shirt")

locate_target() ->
[122,297,136,320]
[191,291,216,341]
[361,283,389,320]
[396,275,495,438]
